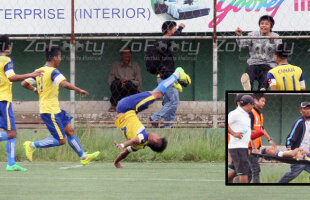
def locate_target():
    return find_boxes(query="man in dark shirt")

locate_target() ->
[277,102,310,183]
[108,47,142,112]
[150,21,186,128]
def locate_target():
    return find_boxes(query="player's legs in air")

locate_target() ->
[0,101,27,171]
[24,110,99,165]
[151,67,191,100]
[116,67,191,115]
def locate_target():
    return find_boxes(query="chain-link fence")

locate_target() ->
[3,0,310,128]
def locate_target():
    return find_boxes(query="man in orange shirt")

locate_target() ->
[248,93,276,183]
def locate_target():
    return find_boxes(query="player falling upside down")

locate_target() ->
[113,67,191,168]
[261,146,310,161]
[21,45,100,166]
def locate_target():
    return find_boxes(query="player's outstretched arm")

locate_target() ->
[9,70,44,82]
[114,149,130,168]
[59,80,88,97]
[114,137,140,150]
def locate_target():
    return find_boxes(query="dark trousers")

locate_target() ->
[110,79,139,106]
[277,164,310,183]
[245,64,272,90]
[248,153,261,183]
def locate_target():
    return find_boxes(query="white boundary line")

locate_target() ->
[0,176,223,182]
[59,165,83,170]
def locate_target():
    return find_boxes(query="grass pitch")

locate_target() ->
[1,162,310,200]
[0,162,217,200]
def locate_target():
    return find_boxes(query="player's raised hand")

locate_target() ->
[31,70,44,77]
[235,27,242,36]
[78,89,88,97]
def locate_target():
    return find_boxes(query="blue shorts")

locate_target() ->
[117,92,155,113]
[0,101,16,131]
[40,110,73,140]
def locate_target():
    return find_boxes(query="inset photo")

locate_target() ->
[226,91,310,184]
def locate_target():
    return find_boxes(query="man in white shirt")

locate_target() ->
[228,95,255,183]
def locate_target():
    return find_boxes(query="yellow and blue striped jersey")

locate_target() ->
[0,56,15,102]
[115,110,149,152]
[25,65,66,114]
[267,64,305,91]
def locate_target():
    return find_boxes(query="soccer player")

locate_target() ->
[0,34,43,171]
[261,146,310,161]
[21,45,100,165]
[267,44,305,91]
[113,67,191,168]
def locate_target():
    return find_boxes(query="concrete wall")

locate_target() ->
[13,101,225,128]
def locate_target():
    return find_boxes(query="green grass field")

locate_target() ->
[1,162,310,200]
[0,128,224,163]
[260,163,310,183]
[1,128,310,199]
[0,162,216,200]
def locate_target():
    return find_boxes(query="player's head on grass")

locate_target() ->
[300,102,310,119]
[0,34,11,55]
[147,132,167,153]
[274,43,291,64]
[252,93,266,109]
[259,15,274,34]
[162,21,177,36]
[45,45,62,67]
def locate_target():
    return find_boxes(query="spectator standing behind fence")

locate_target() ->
[149,21,185,128]
[236,15,282,91]
[108,47,142,112]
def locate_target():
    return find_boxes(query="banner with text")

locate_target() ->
[0,0,308,34]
